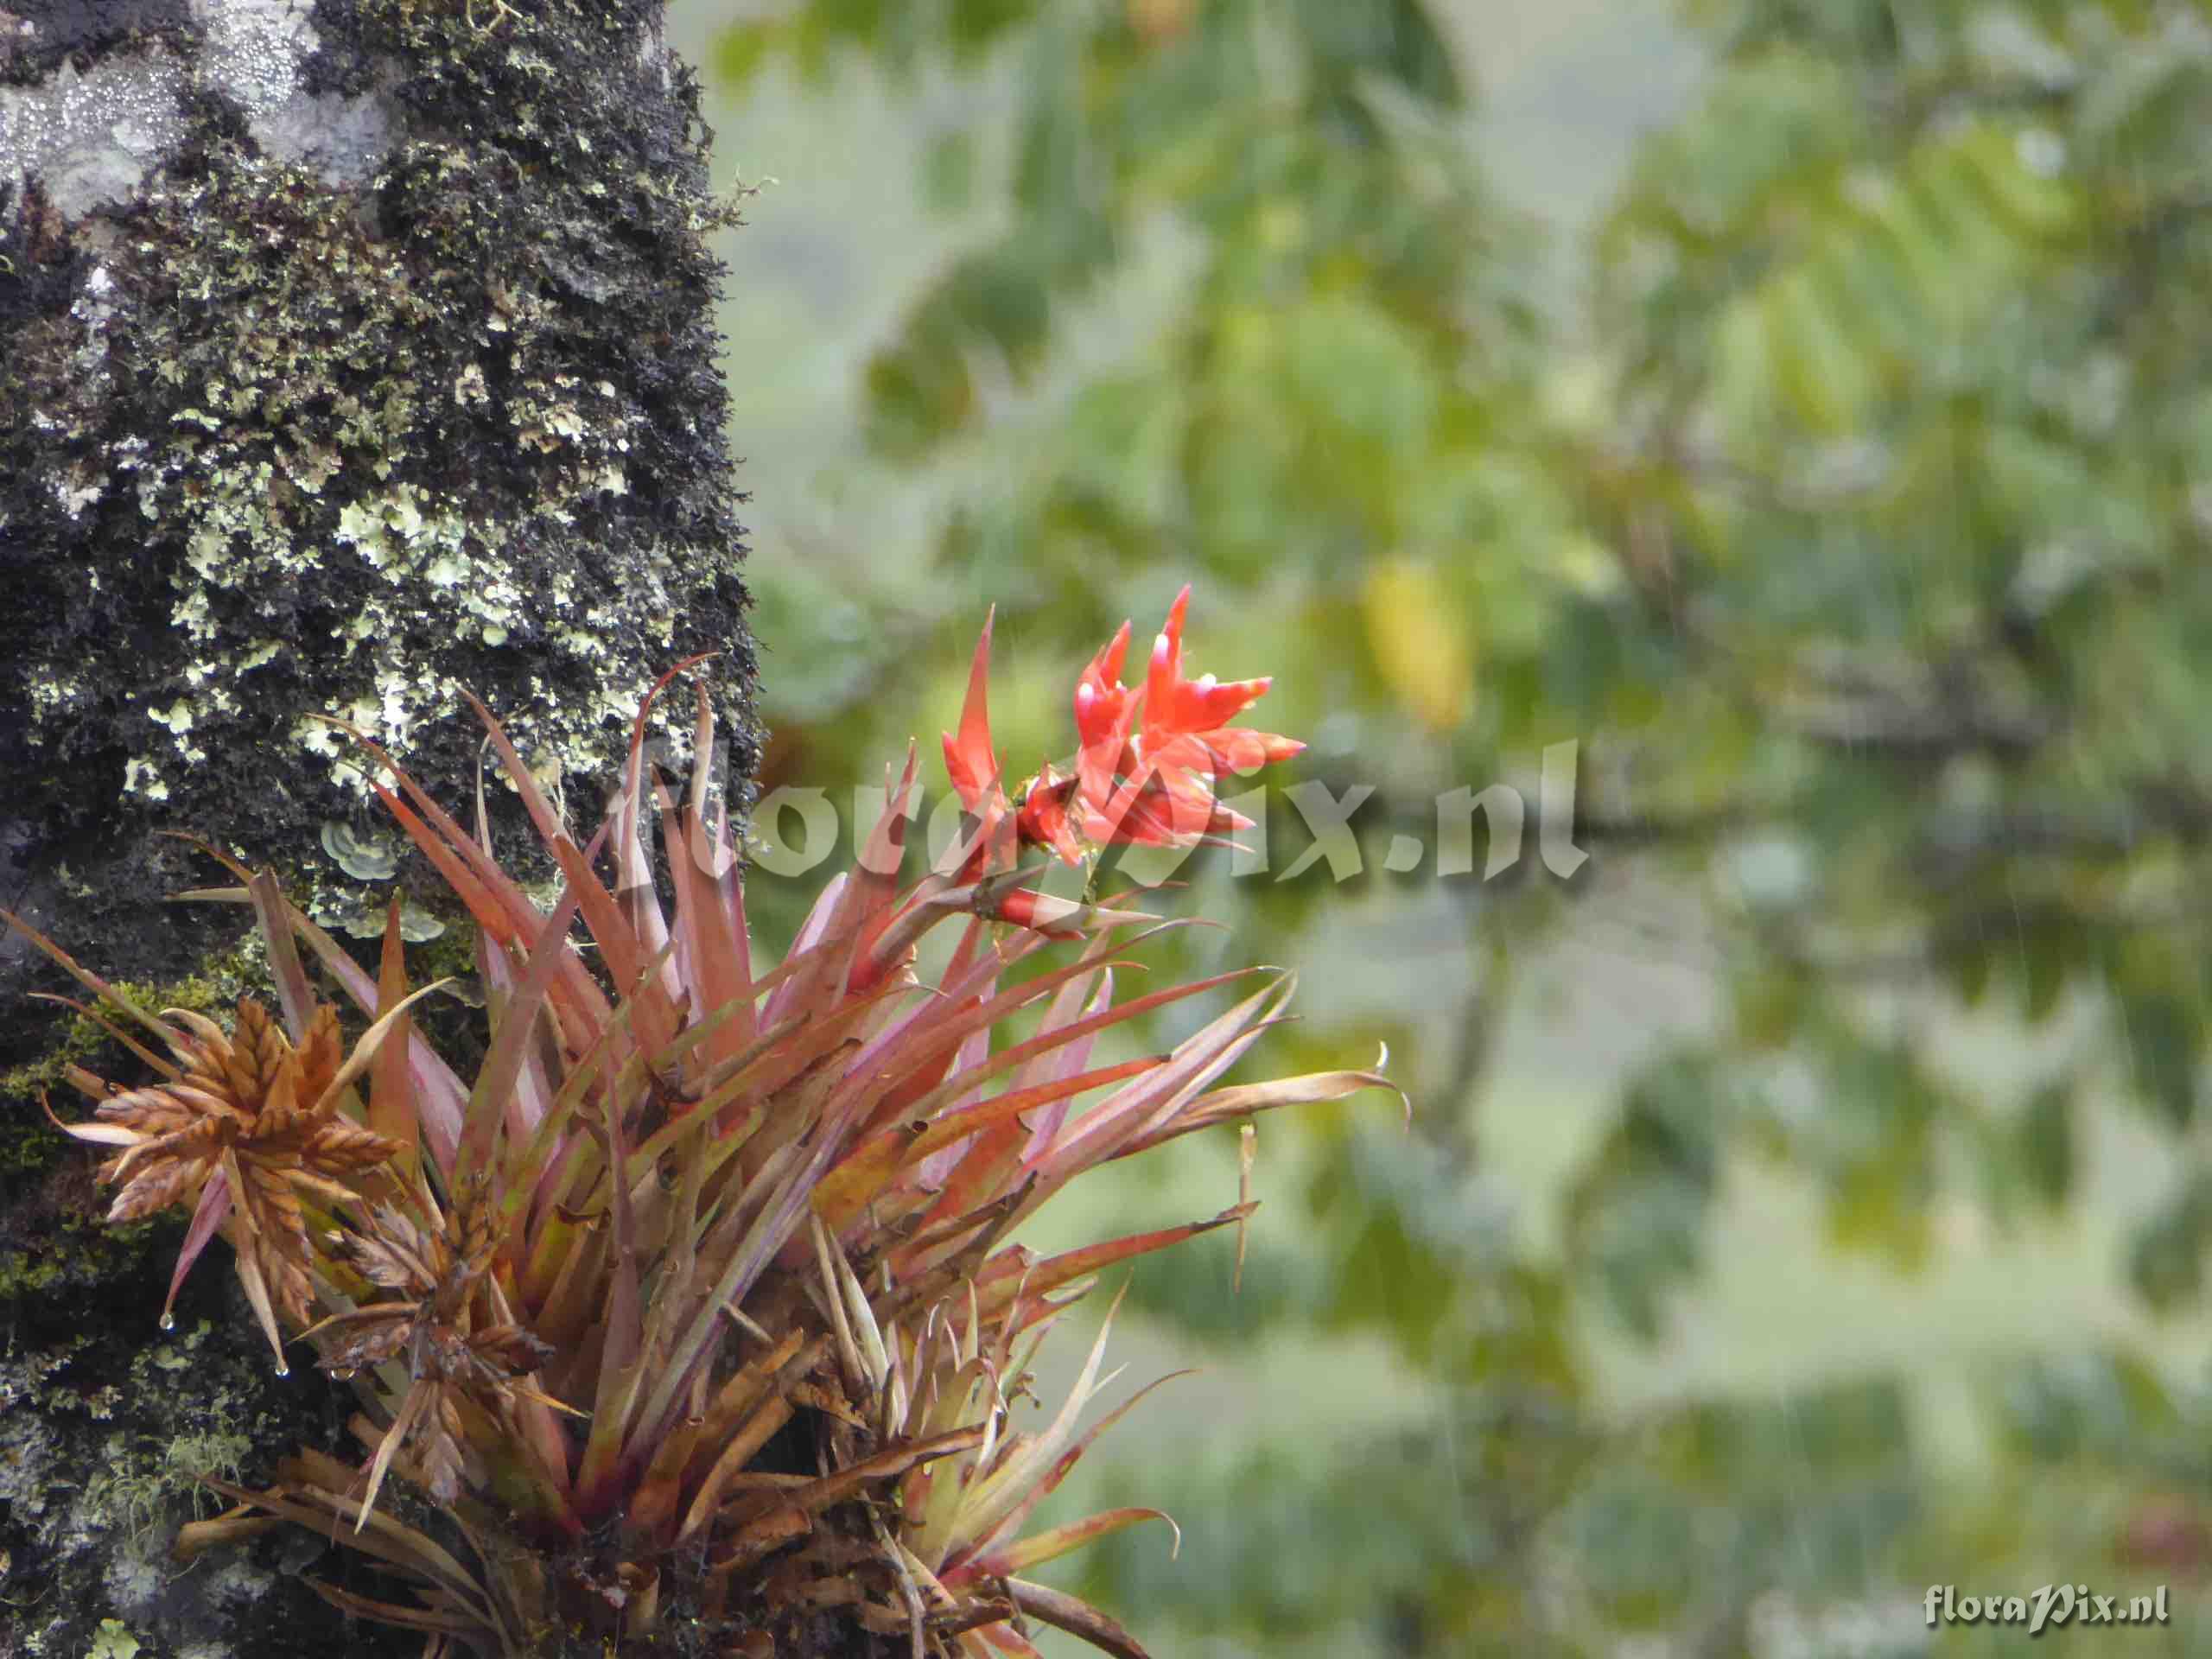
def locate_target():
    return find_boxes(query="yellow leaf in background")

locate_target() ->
[1362,557,1473,733]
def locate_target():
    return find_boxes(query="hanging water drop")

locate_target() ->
[332,1367,357,1381]
[274,1361,290,1377]
[157,1313,175,1332]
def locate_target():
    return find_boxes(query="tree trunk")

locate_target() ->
[0,3,756,1650]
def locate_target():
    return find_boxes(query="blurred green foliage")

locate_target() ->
[712,0,2212,1651]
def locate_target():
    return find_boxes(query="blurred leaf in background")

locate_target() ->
[682,0,2212,1651]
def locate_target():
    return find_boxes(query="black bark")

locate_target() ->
[0,3,759,1650]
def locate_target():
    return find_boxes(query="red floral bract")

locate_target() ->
[944,587,1302,881]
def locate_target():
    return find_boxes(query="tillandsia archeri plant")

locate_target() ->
[7,591,1399,1659]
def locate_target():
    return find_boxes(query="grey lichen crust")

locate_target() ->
[0,0,760,988]
[2,0,397,216]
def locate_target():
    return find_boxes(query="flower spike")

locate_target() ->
[941,588,1300,881]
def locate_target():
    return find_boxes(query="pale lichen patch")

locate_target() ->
[27,670,84,720]
[0,42,192,219]
[291,715,345,760]
[54,461,105,517]
[122,758,170,804]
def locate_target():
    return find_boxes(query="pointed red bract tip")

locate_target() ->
[944,608,1001,815]
[1088,618,1133,692]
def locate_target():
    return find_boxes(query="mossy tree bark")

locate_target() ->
[0,3,757,1651]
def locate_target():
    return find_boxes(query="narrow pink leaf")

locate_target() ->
[247,868,317,1043]
[162,1166,232,1328]
[458,881,585,1188]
